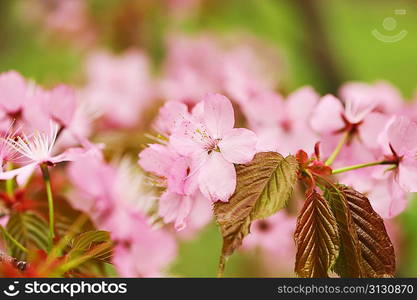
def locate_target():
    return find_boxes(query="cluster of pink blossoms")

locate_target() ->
[1,31,416,276]
[0,70,176,277]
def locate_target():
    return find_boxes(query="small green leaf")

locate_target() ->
[294,190,339,278]
[214,152,298,275]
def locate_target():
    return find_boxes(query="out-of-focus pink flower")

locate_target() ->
[159,34,280,105]
[243,211,296,274]
[0,70,78,135]
[0,71,28,115]
[159,35,223,104]
[310,94,379,134]
[113,216,177,277]
[45,0,88,34]
[68,154,177,277]
[222,42,281,105]
[0,122,87,185]
[81,50,154,128]
[43,85,76,128]
[339,81,404,115]
[164,0,202,18]
[170,94,257,202]
[242,87,319,155]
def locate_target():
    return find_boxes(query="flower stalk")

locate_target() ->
[40,163,55,249]
[5,162,14,197]
[325,131,349,166]
[332,160,395,175]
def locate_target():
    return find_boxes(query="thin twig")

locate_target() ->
[0,250,28,271]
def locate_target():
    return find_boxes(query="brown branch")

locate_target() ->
[0,251,28,271]
[292,0,344,94]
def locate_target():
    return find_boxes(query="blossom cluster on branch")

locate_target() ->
[0,32,415,277]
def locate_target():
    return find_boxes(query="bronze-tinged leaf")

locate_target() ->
[294,191,339,278]
[214,152,298,274]
[339,185,395,278]
[325,186,364,277]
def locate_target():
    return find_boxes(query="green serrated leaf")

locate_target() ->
[294,190,339,278]
[214,152,298,275]
[6,212,49,260]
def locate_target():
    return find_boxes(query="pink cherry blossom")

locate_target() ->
[241,87,319,155]
[170,94,257,202]
[379,116,417,193]
[139,144,202,230]
[0,122,87,185]
[310,93,389,165]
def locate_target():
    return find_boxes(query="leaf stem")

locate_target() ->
[0,225,28,253]
[5,162,14,197]
[40,164,55,249]
[332,161,394,175]
[217,256,226,278]
[325,132,349,166]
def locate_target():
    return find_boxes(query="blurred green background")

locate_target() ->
[1,0,416,277]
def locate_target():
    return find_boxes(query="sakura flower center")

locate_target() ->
[195,128,221,154]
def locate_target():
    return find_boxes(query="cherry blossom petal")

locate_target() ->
[287,86,319,121]
[0,71,27,113]
[67,154,114,201]
[203,94,234,139]
[170,120,206,156]
[398,158,417,193]
[310,95,345,134]
[49,147,88,164]
[198,152,236,202]
[344,96,376,124]
[138,144,178,177]
[167,156,189,195]
[359,112,388,151]
[46,85,77,127]
[153,101,188,136]
[367,179,407,219]
[219,128,257,164]
[0,163,37,186]
[385,116,417,156]
[159,192,193,231]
